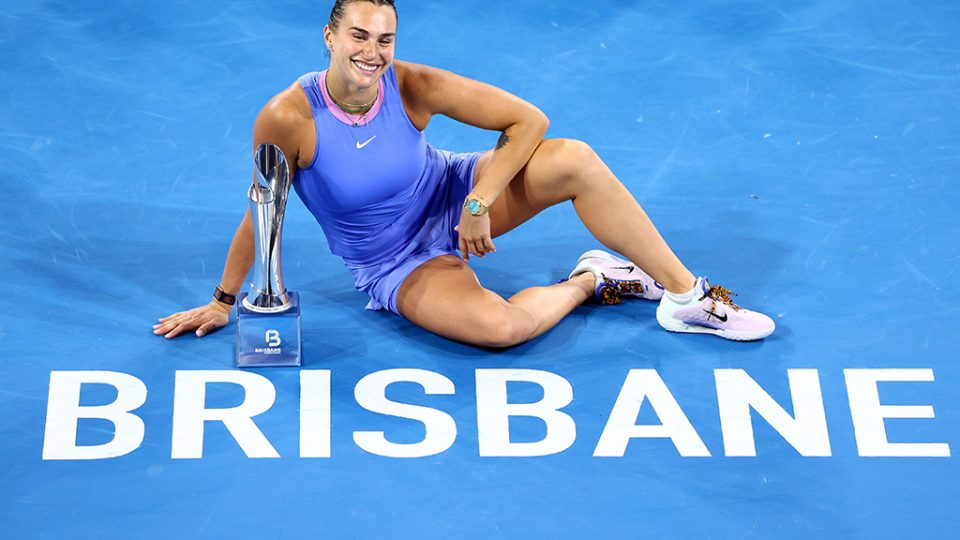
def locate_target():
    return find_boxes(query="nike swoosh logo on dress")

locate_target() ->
[356,135,377,149]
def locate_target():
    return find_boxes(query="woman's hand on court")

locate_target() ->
[153,301,230,339]
[455,209,496,260]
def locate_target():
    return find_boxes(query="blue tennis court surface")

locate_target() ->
[2,0,958,537]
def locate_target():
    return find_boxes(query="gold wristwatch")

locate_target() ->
[463,195,489,216]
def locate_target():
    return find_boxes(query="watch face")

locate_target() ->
[466,199,481,214]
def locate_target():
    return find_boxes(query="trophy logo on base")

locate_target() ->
[236,143,302,368]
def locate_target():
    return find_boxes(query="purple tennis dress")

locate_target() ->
[293,65,482,314]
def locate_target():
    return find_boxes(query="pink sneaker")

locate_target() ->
[569,249,664,304]
[656,277,775,341]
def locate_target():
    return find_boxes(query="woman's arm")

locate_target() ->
[396,60,548,258]
[218,83,314,296]
[397,60,549,205]
[154,83,314,338]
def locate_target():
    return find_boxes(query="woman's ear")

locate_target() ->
[323,25,333,51]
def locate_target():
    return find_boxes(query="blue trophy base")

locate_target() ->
[236,291,302,368]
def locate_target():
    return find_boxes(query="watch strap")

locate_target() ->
[213,285,237,306]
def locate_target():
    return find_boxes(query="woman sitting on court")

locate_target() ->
[154,0,775,346]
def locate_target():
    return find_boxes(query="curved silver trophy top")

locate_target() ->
[243,143,294,313]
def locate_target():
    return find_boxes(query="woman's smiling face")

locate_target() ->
[325,1,397,92]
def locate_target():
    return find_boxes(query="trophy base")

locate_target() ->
[236,291,302,368]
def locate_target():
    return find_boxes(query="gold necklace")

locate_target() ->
[325,74,377,115]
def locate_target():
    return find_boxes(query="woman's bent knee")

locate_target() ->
[473,308,537,348]
[555,138,599,168]
[542,139,604,190]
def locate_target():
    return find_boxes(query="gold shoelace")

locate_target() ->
[596,274,647,305]
[700,284,742,313]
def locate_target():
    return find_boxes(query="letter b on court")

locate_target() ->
[43,371,147,460]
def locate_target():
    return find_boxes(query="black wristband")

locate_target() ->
[213,285,237,306]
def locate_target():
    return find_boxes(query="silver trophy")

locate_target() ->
[236,142,301,367]
[243,143,294,313]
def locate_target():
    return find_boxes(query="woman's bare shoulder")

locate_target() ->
[394,60,447,129]
[257,81,313,135]
[254,80,315,168]
[394,59,449,89]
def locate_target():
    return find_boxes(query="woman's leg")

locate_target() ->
[397,139,771,346]
[475,137,774,341]
[479,138,696,294]
[396,255,595,348]
[397,138,694,347]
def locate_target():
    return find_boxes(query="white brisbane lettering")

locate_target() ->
[476,369,576,457]
[845,369,951,457]
[42,371,147,460]
[299,370,331,458]
[39,368,951,460]
[594,369,710,457]
[255,330,283,355]
[353,369,457,458]
[171,371,279,459]
[715,369,831,457]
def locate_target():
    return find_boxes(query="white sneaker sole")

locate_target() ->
[656,306,774,341]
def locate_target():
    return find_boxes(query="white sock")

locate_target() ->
[664,278,701,304]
